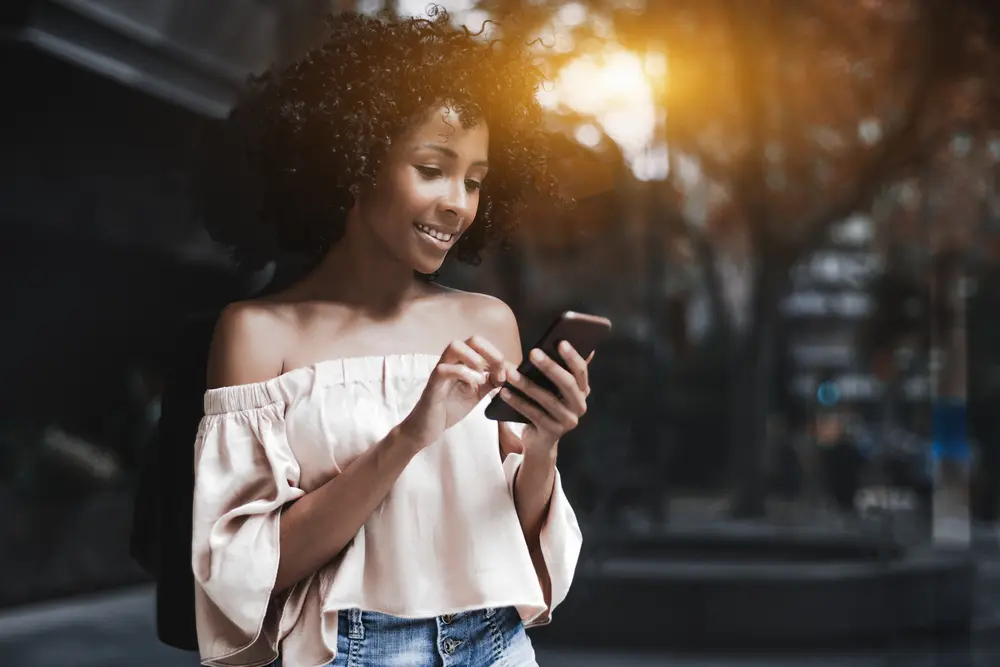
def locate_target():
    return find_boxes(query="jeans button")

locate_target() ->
[443,638,462,654]
[442,614,454,624]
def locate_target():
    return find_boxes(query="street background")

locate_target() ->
[2,0,1000,665]
[1,580,998,666]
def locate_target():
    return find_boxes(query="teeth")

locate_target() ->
[415,223,454,242]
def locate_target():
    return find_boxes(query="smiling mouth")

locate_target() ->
[414,223,457,244]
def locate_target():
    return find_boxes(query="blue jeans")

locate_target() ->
[279,606,537,666]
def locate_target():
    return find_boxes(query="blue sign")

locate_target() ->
[817,381,841,406]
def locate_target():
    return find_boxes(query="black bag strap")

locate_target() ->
[130,311,220,651]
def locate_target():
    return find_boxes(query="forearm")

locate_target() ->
[512,443,558,552]
[274,425,423,593]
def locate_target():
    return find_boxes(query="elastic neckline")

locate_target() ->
[203,353,440,415]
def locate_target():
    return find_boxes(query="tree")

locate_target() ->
[471,0,1000,515]
[658,0,949,516]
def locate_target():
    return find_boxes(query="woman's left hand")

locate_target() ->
[499,341,593,452]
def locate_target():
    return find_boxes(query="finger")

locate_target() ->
[466,335,505,367]
[586,350,596,363]
[499,388,562,432]
[507,367,583,426]
[440,339,489,374]
[526,349,587,414]
[557,341,589,393]
[434,362,487,388]
[466,335,507,384]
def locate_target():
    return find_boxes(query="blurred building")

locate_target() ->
[0,0,332,608]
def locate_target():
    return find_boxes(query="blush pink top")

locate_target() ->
[191,353,583,667]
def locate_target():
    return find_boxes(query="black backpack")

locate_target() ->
[130,311,220,651]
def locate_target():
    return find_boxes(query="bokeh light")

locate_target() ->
[538,47,663,179]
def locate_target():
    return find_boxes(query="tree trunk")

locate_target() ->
[728,244,783,517]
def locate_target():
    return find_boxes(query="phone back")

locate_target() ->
[485,311,612,423]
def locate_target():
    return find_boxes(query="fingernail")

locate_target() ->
[500,388,511,399]
[509,368,521,382]
[530,348,544,362]
[560,341,571,353]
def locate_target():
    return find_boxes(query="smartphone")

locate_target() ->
[484,311,613,423]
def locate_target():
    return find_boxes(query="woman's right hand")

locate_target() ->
[400,336,508,448]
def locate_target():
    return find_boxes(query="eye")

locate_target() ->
[415,165,441,178]
[465,179,482,192]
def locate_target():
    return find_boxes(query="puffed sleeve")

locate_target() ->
[502,423,583,628]
[191,386,305,667]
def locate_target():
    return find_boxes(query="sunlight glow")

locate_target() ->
[538,47,665,179]
[574,123,603,147]
[555,3,588,28]
[391,1,668,180]
[396,0,490,33]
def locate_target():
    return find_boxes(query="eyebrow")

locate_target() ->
[420,143,489,168]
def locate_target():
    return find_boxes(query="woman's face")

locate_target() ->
[353,106,490,275]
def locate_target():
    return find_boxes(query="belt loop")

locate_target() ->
[348,608,365,640]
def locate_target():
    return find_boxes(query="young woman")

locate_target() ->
[192,9,590,667]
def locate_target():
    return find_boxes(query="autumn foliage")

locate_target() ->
[501,0,999,261]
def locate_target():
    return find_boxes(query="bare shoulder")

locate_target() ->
[207,300,297,389]
[448,289,522,363]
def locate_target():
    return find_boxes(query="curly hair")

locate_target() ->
[196,7,562,272]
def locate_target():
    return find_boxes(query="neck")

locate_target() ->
[293,219,427,314]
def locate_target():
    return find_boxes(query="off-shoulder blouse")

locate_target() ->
[191,353,583,667]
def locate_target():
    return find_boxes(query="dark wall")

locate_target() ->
[0,45,252,607]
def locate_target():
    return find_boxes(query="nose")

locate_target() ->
[440,179,475,222]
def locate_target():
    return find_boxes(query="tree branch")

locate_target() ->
[787,0,944,267]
